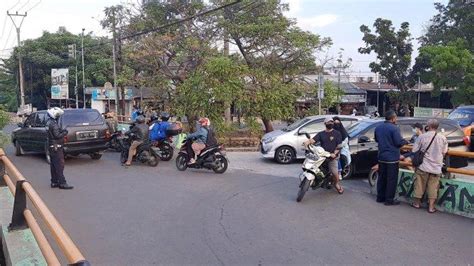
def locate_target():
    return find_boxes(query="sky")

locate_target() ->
[0,0,447,73]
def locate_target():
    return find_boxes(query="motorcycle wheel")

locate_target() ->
[212,155,228,174]
[159,143,174,161]
[176,154,188,171]
[296,178,310,202]
[147,153,159,167]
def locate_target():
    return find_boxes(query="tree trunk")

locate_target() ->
[262,117,274,133]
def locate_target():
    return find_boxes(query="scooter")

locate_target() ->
[119,132,159,167]
[175,139,228,174]
[296,134,332,202]
[151,137,174,161]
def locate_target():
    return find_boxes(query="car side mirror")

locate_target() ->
[299,129,308,135]
[305,133,311,139]
[359,135,370,143]
[17,122,24,128]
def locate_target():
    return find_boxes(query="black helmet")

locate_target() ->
[136,115,145,123]
[160,112,170,121]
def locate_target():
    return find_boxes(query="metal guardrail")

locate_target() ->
[400,145,474,176]
[0,149,90,266]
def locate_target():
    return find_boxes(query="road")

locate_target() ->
[2,144,473,265]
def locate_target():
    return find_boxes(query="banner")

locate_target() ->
[414,107,452,118]
[91,88,133,101]
[51,68,69,100]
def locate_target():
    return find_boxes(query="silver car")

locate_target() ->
[260,115,363,164]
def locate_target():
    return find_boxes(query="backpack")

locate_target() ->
[205,127,218,147]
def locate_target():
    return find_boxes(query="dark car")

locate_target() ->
[346,117,469,178]
[12,109,110,163]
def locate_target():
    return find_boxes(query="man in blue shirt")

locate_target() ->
[149,112,171,142]
[374,110,408,205]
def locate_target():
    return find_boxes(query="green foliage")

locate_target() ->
[0,109,10,148]
[359,18,413,115]
[0,67,17,111]
[417,40,474,105]
[322,81,344,110]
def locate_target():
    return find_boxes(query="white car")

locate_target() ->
[260,115,363,164]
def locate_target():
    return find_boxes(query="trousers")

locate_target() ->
[50,148,66,184]
[377,162,399,202]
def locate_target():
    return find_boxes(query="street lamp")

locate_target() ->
[81,28,85,109]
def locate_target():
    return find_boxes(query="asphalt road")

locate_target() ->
[2,144,473,265]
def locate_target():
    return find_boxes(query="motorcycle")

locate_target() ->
[106,131,123,152]
[175,139,228,174]
[151,137,174,161]
[119,132,159,167]
[296,134,332,202]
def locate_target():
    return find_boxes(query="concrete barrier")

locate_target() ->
[0,187,46,265]
[371,169,474,218]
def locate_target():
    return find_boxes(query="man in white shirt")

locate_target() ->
[411,119,448,213]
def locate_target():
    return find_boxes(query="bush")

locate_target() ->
[0,109,10,148]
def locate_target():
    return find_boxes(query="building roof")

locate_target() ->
[340,83,367,94]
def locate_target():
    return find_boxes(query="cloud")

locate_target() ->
[297,14,339,30]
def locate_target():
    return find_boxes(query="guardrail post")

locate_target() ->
[0,159,5,187]
[70,260,91,266]
[445,155,452,179]
[8,180,28,231]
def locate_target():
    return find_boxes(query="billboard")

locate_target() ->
[414,107,452,118]
[51,68,69,100]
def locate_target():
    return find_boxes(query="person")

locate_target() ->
[105,112,118,134]
[374,110,408,205]
[46,107,73,189]
[131,106,141,122]
[149,112,171,143]
[304,117,344,194]
[333,116,350,180]
[186,118,210,164]
[352,108,357,116]
[401,122,424,170]
[411,119,448,213]
[124,115,149,166]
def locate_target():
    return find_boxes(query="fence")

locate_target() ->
[0,149,89,265]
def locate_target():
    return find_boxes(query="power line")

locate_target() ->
[1,15,8,38]
[18,0,31,12]
[26,0,41,12]
[2,24,14,50]
[8,0,22,11]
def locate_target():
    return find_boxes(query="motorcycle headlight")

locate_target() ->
[262,136,276,144]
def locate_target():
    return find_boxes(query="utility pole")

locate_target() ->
[7,11,27,108]
[224,32,232,124]
[111,8,119,115]
[81,28,86,109]
[417,72,421,107]
[318,72,323,115]
[68,44,79,108]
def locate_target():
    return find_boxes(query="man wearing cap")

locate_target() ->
[304,117,344,194]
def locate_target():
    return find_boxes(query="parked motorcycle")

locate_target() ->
[296,134,332,202]
[106,131,123,152]
[119,132,159,167]
[151,137,174,161]
[175,139,228,174]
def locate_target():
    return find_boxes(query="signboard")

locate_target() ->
[341,94,366,103]
[91,88,133,101]
[51,68,69,100]
[414,107,452,118]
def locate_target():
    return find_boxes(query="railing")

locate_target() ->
[400,145,474,176]
[0,149,90,266]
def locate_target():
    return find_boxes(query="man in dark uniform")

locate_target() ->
[46,107,73,189]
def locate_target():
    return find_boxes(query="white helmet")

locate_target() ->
[47,107,64,119]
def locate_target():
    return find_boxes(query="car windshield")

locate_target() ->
[61,111,104,127]
[347,120,378,138]
[282,117,311,132]
[448,109,474,120]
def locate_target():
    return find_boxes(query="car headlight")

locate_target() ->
[262,137,276,144]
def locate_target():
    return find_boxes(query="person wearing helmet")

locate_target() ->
[186,117,210,164]
[149,112,171,142]
[46,107,73,189]
[124,115,149,166]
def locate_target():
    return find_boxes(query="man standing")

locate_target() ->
[46,107,73,189]
[374,110,407,205]
[304,117,344,194]
[411,119,448,213]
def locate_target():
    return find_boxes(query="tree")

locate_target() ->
[215,0,330,132]
[0,108,10,148]
[420,0,474,52]
[359,18,414,115]
[417,39,474,106]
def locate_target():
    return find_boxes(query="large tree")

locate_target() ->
[359,18,414,116]
[214,0,330,132]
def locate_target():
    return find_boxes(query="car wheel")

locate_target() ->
[340,155,353,179]
[275,146,295,164]
[368,168,378,187]
[14,141,24,156]
[90,153,102,160]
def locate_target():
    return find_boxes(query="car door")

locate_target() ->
[16,114,36,151]
[295,119,326,157]
[354,125,378,174]
[31,112,48,152]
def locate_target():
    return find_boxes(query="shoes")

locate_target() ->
[376,198,385,203]
[51,183,59,188]
[384,200,400,206]
[58,183,74,190]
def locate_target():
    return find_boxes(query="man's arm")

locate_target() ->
[412,135,421,152]
[49,121,67,139]
[392,127,408,147]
